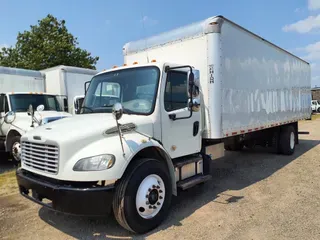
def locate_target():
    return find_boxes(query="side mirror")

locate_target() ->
[63,98,68,112]
[112,103,123,121]
[4,111,16,124]
[187,69,200,110]
[84,81,91,95]
[27,104,34,117]
[37,105,44,112]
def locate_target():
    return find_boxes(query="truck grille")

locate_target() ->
[21,141,59,174]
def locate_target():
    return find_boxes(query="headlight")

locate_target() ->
[73,154,115,171]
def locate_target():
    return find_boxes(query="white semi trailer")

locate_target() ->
[16,16,311,233]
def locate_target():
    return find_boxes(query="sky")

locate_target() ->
[1,0,320,87]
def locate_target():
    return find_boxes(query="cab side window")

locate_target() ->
[164,71,188,111]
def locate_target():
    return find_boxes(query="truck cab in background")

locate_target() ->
[0,92,71,163]
[311,100,320,113]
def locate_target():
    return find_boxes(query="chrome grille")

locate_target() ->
[21,141,59,174]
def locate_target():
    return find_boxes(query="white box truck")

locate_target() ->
[16,16,311,233]
[40,65,98,115]
[0,66,72,163]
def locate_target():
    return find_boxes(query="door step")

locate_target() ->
[173,154,202,168]
[177,174,212,190]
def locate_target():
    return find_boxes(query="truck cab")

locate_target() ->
[16,62,204,233]
[0,92,71,163]
[311,100,320,113]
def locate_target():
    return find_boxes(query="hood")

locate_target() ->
[12,111,72,133]
[22,113,154,144]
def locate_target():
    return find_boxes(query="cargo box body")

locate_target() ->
[123,16,311,139]
[0,66,45,93]
[41,66,98,114]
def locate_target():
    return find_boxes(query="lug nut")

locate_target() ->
[159,196,163,199]
[153,206,157,209]
[156,185,160,189]
[159,190,163,193]
[148,188,151,192]
[146,195,149,198]
[149,205,153,209]
[157,202,160,205]
[152,185,156,188]
[146,201,149,205]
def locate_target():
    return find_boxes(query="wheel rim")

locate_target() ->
[135,174,165,219]
[290,132,295,150]
[12,142,21,161]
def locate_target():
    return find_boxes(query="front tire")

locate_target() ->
[113,158,172,233]
[8,135,21,165]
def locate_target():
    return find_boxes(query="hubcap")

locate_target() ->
[136,174,165,219]
[12,142,21,161]
[290,132,295,150]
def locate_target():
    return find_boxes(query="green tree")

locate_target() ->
[0,14,99,70]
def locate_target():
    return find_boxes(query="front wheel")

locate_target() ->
[8,135,21,165]
[113,158,172,233]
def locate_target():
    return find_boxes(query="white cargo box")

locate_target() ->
[123,15,311,139]
[0,66,44,93]
[41,65,98,113]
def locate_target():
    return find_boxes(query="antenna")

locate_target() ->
[141,12,150,63]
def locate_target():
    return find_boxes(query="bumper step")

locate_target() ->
[177,174,212,190]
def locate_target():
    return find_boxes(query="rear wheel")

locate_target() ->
[113,158,172,233]
[279,125,296,155]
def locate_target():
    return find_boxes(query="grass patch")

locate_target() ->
[312,114,320,120]
[0,170,18,196]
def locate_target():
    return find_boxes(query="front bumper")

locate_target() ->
[16,168,115,216]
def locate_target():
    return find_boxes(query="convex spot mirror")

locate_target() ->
[37,105,44,112]
[112,102,123,121]
[4,111,16,124]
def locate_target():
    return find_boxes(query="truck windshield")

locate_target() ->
[9,94,62,112]
[81,66,160,115]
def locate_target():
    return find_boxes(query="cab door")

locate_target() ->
[0,94,11,136]
[160,66,201,159]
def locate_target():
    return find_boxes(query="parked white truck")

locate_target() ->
[311,100,320,112]
[16,16,311,233]
[0,67,71,163]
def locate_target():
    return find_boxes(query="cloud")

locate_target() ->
[297,41,320,60]
[308,0,320,10]
[282,14,320,33]
[0,43,8,49]
[140,16,158,26]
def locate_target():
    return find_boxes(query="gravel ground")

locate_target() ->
[0,119,319,240]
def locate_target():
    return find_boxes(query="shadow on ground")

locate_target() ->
[38,139,319,239]
[0,153,15,174]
